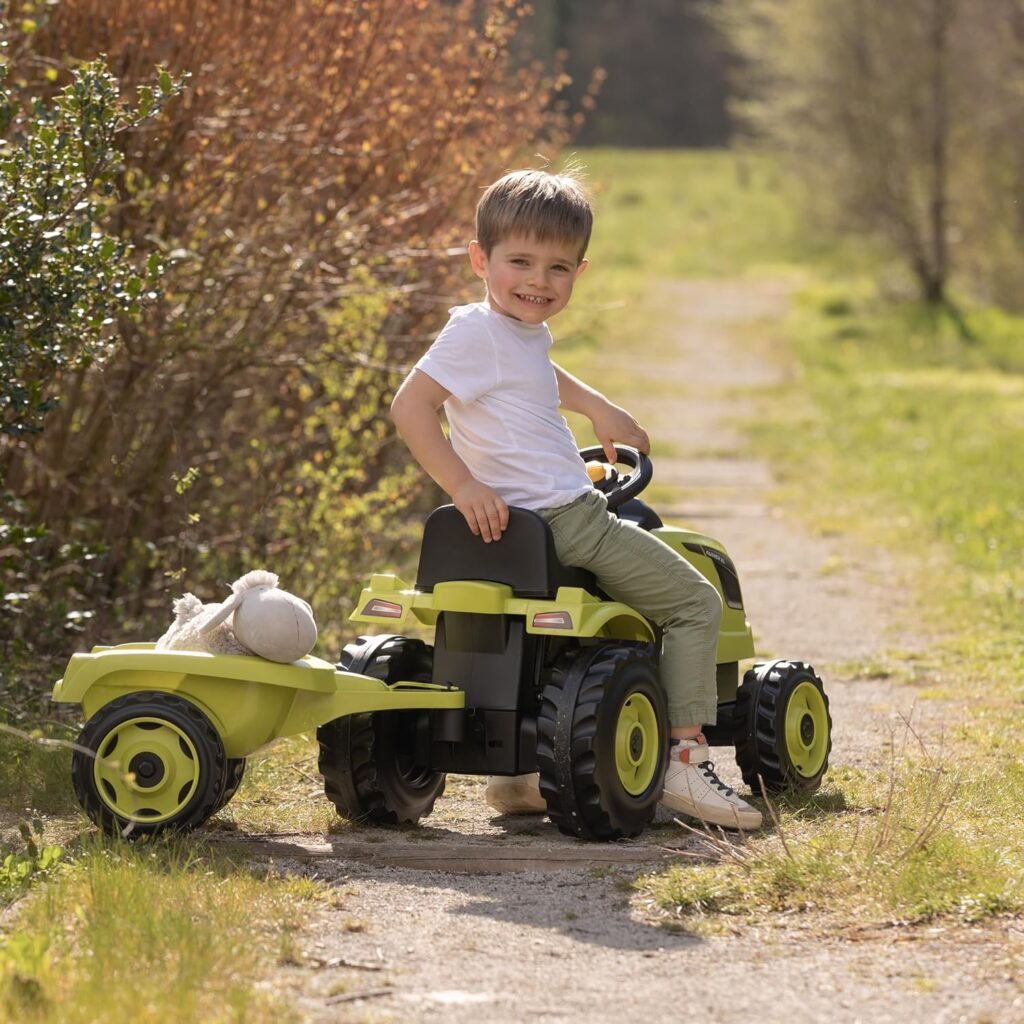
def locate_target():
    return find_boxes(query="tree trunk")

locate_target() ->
[925,0,953,305]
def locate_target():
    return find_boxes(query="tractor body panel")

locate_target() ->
[652,526,756,663]
[428,613,541,774]
[351,575,656,643]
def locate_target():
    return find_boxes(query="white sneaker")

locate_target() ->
[484,773,546,815]
[661,735,763,831]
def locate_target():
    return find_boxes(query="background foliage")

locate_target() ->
[0,48,180,439]
[718,0,1024,311]
[0,0,578,693]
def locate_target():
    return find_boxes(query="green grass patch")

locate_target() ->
[0,721,78,817]
[751,279,1024,739]
[645,759,1024,930]
[0,837,323,1023]
[556,149,835,361]
[717,210,1024,929]
[213,733,339,835]
[555,150,1024,930]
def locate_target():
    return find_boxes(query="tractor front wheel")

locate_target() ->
[733,660,832,794]
[536,643,668,840]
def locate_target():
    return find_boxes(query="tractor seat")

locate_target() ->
[415,505,598,600]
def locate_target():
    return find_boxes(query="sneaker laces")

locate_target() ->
[696,760,736,798]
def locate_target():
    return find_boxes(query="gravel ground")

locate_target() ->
[242,279,1023,1023]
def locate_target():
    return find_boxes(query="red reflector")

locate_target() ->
[363,598,403,618]
[532,611,573,629]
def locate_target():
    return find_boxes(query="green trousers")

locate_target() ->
[537,490,722,726]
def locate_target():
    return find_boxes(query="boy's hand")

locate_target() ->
[590,402,650,463]
[453,479,509,543]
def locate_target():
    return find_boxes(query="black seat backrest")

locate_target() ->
[415,505,597,599]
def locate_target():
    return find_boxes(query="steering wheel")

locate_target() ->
[577,444,653,510]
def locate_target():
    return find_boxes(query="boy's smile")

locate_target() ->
[469,235,588,324]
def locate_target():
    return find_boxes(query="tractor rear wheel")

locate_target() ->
[536,642,668,840]
[733,660,832,794]
[317,636,446,825]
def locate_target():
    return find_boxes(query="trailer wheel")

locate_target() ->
[71,691,227,837]
[212,758,246,814]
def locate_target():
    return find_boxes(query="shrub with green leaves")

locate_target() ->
[0,14,183,438]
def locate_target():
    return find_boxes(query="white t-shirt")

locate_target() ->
[415,302,593,510]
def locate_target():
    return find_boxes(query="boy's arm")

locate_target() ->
[553,363,650,462]
[390,369,509,543]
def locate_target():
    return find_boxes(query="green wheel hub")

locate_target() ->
[783,681,830,778]
[614,692,659,795]
[94,716,201,823]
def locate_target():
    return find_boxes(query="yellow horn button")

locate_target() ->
[586,462,607,482]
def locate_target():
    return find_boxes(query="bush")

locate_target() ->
[0,34,181,438]
[0,6,184,691]
[0,0,578,692]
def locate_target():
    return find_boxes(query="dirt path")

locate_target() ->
[245,279,1022,1023]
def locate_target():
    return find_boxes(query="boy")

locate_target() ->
[390,168,761,830]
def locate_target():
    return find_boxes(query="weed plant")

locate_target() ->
[0,821,63,908]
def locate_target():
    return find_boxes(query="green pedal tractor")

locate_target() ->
[54,446,832,841]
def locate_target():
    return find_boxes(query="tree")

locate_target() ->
[719,0,1024,310]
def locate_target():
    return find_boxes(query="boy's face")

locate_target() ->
[468,234,588,325]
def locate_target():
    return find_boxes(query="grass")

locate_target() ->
[0,723,338,1020]
[0,836,325,1023]
[212,733,340,836]
[753,280,1024,724]
[643,755,1024,933]
[565,149,1024,932]
[0,721,78,817]
[555,149,802,364]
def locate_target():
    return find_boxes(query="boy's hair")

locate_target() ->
[475,168,593,262]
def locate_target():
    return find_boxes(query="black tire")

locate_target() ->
[536,643,668,840]
[71,691,228,838]
[733,660,832,794]
[317,636,446,825]
[212,758,246,814]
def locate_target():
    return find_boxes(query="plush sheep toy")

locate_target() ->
[156,570,318,664]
